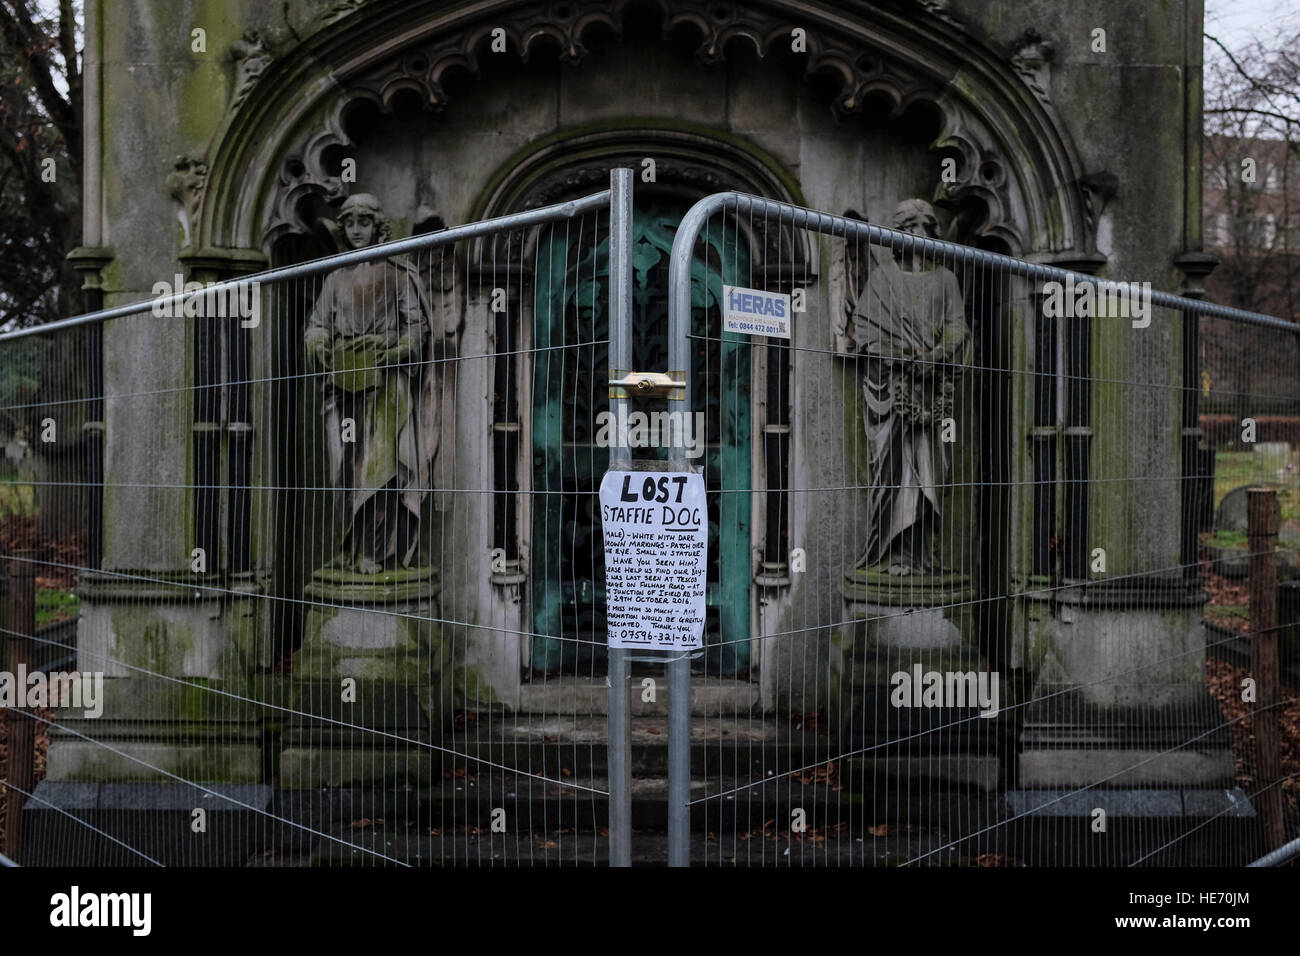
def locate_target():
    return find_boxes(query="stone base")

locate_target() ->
[1018,685,1235,787]
[75,569,267,678]
[22,781,274,866]
[844,567,976,647]
[294,565,442,682]
[44,677,274,783]
[287,567,449,786]
[278,680,443,788]
[1002,788,1261,865]
[837,570,1003,764]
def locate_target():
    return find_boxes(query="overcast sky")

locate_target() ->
[1205,0,1300,55]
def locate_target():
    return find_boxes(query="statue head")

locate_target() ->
[892,199,939,239]
[339,193,391,248]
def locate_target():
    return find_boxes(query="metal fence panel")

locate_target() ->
[4,179,1299,868]
[667,191,1300,866]
[0,179,632,866]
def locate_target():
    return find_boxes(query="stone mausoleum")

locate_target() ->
[37,0,1246,862]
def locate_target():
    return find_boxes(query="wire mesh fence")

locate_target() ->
[1,177,1298,867]
[0,184,625,866]
[668,191,1300,866]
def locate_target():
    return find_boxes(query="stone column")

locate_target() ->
[49,247,271,786]
[1011,250,1242,864]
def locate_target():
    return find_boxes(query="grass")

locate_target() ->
[1214,450,1300,524]
[1201,529,1300,551]
[35,589,79,626]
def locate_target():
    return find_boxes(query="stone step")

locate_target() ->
[275,714,832,787]
[275,764,1004,841]
[454,714,835,776]
[305,826,955,866]
[303,794,961,866]
[517,677,759,716]
[410,772,857,833]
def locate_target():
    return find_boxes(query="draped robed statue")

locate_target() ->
[304,193,454,574]
[841,199,971,575]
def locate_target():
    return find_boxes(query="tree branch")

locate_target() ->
[0,0,78,158]
[1205,107,1299,125]
[57,0,76,87]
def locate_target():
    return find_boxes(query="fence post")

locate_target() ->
[665,197,719,870]
[1247,486,1284,852]
[2,550,37,862]
[607,167,634,867]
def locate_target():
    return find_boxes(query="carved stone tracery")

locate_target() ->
[197,0,1093,261]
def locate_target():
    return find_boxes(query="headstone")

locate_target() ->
[1253,441,1291,484]
[1212,485,1287,578]
[1214,485,1254,532]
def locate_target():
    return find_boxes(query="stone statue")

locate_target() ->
[304,194,452,574]
[850,199,970,575]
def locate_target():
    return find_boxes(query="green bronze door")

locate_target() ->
[531,199,751,675]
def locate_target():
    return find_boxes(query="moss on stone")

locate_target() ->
[111,608,194,675]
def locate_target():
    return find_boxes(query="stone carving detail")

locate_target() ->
[316,0,369,30]
[910,0,958,23]
[506,159,808,272]
[229,30,272,114]
[164,156,209,247]
[263,125,351,247]
[1077,170,1119,237]
[256,0,1074,255]
[332,2,1020,242]
[844,200,970,574]
[1010,29,1054,104]
[333,1,969,122]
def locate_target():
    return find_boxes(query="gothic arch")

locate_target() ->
[195,0,1093,259]
[465,119,809,271]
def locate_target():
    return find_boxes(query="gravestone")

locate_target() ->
[1252,442,1292,485]
[1211,485,1292,577]
[1214,485,1255,532]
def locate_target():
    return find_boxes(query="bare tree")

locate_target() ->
[1201,29,1300,429]
[1203,30,1300,319]
[0,0,81,332]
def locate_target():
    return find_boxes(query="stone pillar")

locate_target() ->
[471,259,525,706]
[1010,250,1242,864]
[48,246,272,786]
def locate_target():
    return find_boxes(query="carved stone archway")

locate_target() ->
[192,0,1095,259]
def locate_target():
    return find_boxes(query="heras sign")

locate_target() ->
[599,471,708,650]
[722,284,791,339]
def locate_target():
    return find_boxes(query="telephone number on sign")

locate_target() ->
[615,628,656,642]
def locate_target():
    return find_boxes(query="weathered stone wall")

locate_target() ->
[84,0,1207,714]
